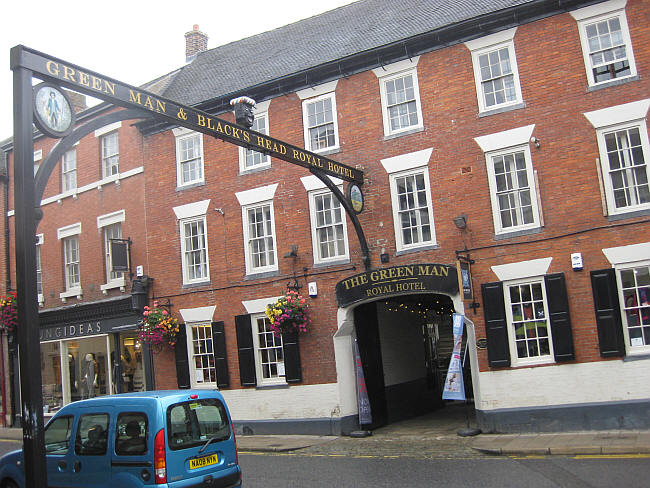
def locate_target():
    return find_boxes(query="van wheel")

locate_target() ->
[3,480,18,488]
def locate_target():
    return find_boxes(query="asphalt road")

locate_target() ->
[239,452,650,488]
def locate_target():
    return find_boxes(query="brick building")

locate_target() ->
[3,0,649,433]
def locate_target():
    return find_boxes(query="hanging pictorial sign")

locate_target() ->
[14,46,364,185]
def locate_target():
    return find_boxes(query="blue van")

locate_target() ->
[0,390,241,487]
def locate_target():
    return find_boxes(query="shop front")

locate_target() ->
[35,297,152,417]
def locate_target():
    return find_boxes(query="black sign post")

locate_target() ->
[12,63,48,488]
[9,44,373,487]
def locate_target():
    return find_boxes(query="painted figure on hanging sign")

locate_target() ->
[33,84,74,136]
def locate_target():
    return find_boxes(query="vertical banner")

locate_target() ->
[353,339,373,426]
[442,313,466,401]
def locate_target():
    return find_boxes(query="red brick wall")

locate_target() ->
[142,1,650,384]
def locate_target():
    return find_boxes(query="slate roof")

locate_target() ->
[162,0,538,106]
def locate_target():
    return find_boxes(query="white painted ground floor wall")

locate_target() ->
[476,357,650,411]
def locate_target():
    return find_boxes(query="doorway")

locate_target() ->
[354,293,469,430]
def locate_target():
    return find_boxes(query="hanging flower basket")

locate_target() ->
[265,290,311,337]
[0,292,17,334]
[137,301,179,352]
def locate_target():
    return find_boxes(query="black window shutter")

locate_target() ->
[481,281,511,367]
[174,325,191,389]
[544,273,575,362]
[590,268,625,357]
[235,314,257,386]
[211,321,230,389]
[282,332,302,383]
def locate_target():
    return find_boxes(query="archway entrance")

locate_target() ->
[353,293,471,430]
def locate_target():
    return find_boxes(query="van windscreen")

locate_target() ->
[166,398,230,451]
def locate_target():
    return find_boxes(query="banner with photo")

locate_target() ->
[353,339,373,426]
[442,313,466,401]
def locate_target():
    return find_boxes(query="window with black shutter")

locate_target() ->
[545,273,575,362]
[481,281,511,367]
[174,326,191,389]
[482,273,575,367]
[235,314,257,386]
[211,321,230,388]
[590,268,625,357]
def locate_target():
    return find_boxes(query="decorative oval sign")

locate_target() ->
[347,183,364,214]
[33,83,75,138]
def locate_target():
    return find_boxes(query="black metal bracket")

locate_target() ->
[455,250,480,315]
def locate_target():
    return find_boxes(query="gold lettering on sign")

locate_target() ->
[128,90,166,114]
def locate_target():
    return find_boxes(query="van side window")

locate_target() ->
[115,412,148,456]
[75,413,109,456]
[44,416,73,455]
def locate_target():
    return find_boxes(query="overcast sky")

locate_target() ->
[1,0,357,141]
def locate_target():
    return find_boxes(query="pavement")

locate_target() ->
[1,404,649,458]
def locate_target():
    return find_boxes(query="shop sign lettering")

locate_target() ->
[40,322,103,341]
[335,264,459,307]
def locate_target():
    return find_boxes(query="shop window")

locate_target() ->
[482,270,574,367]
[101,131,119,178]
[466,28,523,114]
[571,0,637,88]
[175,129,204,188]
[62,148,77,192]
[235,313,301,387]
[115,412,148,456]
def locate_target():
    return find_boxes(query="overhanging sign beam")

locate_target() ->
[11,45,364,185]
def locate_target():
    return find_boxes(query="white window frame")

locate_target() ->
[173,128,204,188]
[475,124,541,235]
[33,149,42,177]
[239,100,271,172]
[503,276,555,367]
[603,242,650,356]
[180,216,210,285]
[186,321,218,388]
[584,99,650,216]
[301,92,340,153]
[173,200,211,285]
[466,28,523,114]
[36,234,44,305]
[301,175,349,265]
[571,0,637,88]
[251,313,287,386]
[100,131,119,179]
[57,223,82,300]
[97,210,126,292]
[62,148,77,193]
[374,58,424,137]
[381,148,436,252]
[236,185,279,276]
[309,188,349,265]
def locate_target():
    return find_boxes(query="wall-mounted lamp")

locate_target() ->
[283,245,298,258]
[453,214,467,230]
[530,136,541,149]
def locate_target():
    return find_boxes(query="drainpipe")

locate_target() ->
[0,150,8,427]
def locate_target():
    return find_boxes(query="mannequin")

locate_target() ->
[68,353,77,392]
[84,353,98,398]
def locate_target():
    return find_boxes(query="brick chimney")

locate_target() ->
[65,90,87,114]
[185,24,208,62]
